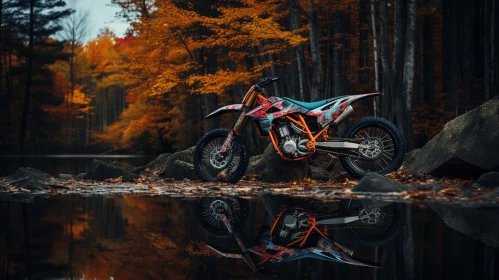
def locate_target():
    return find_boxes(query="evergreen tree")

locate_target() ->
[9,0,71,151]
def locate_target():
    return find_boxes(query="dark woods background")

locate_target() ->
[0,0,497,155]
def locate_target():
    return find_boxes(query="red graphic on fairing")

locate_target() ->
[244,93,381,132]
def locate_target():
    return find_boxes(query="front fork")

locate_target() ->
[220,214,258,271]
[219,87,259,153]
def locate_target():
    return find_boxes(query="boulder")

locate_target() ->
[136,153,171,173]
[83,160,139,182]
[245,144,309,182]
[110,161,136,173]
[157,147,198,180]
[474,172,499,189]
[4,167,54,192]
[12,167,52,182]
[353,173,410,193]
[58,174,75,180]
[0,181,8,191]
[429,203,499,248]
[352,173,410,209]
[409,97,499,178]
[161,160,197,180]
[402,148,420,168]
[308,153,346,181]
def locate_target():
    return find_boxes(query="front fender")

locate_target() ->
[205,104,243,119]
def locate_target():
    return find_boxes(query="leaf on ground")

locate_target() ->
[439,187,462,196]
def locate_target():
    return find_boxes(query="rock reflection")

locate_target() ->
[0,195,497,279]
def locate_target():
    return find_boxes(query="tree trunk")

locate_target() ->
[20,0,35,153]
[333,11,345,97]
[418,14,424,108]
[288,46,299,99]
[203,48,219,133]
[369,0,380,116]
[324,0,332,99]
[379,0,392,119]
[0,1,3,127]
[391,0,406,125]
[264,46,281,96]
[423,13,434,106]
[401,0,416,151]
[288,0,308,101]
[490,0,496,97]
[68,42,76,146]
[5,52,12,128]
[84,111,89,146]
[308,0,322,101]
[403,205,415,280]
[461,0,474,106]
[484,0,490,100]
[448,0,459,115]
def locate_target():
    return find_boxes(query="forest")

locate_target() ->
[0,0,497,155]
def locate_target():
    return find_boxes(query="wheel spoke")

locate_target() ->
[198,135,243,181]
[347,124,397,175]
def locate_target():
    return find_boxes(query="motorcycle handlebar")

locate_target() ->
[256,77,280,86]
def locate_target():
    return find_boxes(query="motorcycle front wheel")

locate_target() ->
[193,128,249,183]
[196,197,250,239]
[339,117,405,178]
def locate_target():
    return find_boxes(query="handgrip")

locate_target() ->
[256,77,280,86]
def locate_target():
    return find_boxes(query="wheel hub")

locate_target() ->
[358,138,383,159]
[209,148,231,169]
[209,200,232,221]
[358,208,382,225]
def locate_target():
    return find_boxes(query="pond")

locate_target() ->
[0,155,155,177]
[0,194,497,279]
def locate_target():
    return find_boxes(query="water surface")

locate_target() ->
[0,195,497,279]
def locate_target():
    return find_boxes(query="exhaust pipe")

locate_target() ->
[334,105,354,125]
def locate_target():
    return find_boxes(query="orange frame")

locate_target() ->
[254,94,329,161]
[269,207,329,248]
[269,114,329,161]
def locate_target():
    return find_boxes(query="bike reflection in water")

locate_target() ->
[197,197,403,278]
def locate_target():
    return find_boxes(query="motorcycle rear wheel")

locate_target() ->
[194,128,249,183]
[341,199,404,247]
[339,117,405,178]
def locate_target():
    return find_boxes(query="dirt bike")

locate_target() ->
[194,77,405,183]
[197,197,403,278]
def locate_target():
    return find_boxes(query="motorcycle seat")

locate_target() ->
[282,97,328,110]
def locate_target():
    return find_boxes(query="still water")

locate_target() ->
[0,194,497,280]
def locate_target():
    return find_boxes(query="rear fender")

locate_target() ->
[205,104,243,119]
[344,92,381,105]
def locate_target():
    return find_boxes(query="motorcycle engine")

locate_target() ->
[274,210,310,244]
[275,121,312,158]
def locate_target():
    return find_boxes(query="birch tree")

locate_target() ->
[370,0,380,116]
[401,0,416,150]
[60,0,90,144]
